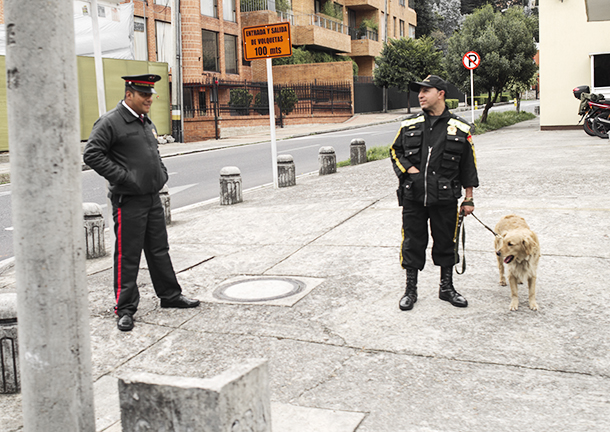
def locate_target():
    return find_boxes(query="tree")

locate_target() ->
[412,0,437,38]
[444,5,538,122]
[433,0,465,39]
[374,37,443,113]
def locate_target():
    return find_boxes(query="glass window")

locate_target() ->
[224,34,238,75]
[154,0,171,6]
[593,54,610,88]
[223,0,236,22]
[155,20,172,64]
[202,30,219,72]
[202,0,218,18]
[134,17,148,61]
[399,20,404,37]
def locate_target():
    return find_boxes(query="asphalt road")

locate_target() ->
[0,100,540,262]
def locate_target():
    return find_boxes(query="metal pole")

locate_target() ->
[171,0,183,142]
[91,0,107,116]
[4,0,95,430]
[470,69,475,124]
[266,58,279,189]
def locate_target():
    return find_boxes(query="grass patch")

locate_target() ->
[338,144,392,166]
[473,110,536,135]
[0,173,9,185]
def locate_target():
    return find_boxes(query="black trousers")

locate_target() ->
[401,200,459,271]
[112,193,182,317]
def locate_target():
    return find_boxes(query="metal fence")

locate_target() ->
[183,79,352,127]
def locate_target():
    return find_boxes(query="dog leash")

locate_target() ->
[454,212,499,275]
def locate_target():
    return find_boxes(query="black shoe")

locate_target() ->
[399,268,418,311]
[439,266,468,308]
[160,295,200,309]
[117,314,134,331]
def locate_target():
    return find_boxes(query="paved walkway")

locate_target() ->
[2,115,610,431]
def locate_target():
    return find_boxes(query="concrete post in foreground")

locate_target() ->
[318,146,337,175]
[350,138,367,165]
[83,203,106,259]
[5,0,95,429]
[119,359,271,431]
[0,293,19,394]
[159,184,171,225]
[220,166,243,205]
[277,154,296,188]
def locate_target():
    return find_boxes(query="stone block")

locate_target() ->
[277,154,296,188]
[83,202,106,259]
[318,146,337,175]
[350,138,367,165]
[159,184,171,225]
[220,166,243,205]
[118,359,270,431]
[0,293,19,394]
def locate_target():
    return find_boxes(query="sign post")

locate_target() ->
[462,51,481,124]
[243,22,292,188]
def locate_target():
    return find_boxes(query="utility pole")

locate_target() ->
[171,0,183,142]
[4,0,95,430]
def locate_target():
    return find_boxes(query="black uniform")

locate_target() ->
[84,101,183,317]
[391,108,479,271]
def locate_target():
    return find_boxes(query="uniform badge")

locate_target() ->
[447,125,457,135]
[152,128,158,139]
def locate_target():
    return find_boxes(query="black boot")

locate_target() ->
[439,266,468,307]
[399,268,418,311]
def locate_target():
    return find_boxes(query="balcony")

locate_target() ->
[292,14,352,53]
[342,0,383,11]
[350,36,382,58]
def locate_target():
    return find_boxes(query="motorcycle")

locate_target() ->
[573,85,610,138]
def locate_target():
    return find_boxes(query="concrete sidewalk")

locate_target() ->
[2,117,610,431]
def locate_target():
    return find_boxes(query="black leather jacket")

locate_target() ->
[84,102,168,196]
[391,108,479,206]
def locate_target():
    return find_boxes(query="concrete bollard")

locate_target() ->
[83,202,106,259]
[318,146,337,175]
[0,293,20,394]
[220,166,243,205]
[159,184,171,225]
[277,154,296,188]
[119,359,271,431]
[350,138,367,165]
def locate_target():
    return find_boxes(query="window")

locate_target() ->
[198,90,207,115]
[224,34,238,74]
[393,17,397,38]
[202,0,217,18]
[134,17,148,61]
[223,0,236,22]
[399,20,404,37]
[592,53,610,90]
[183,88,194,118]
[399,0,406,6]
[409,24,416,39]
[155,20,172,64]
[202,30,219,72]
[154,0,170,6]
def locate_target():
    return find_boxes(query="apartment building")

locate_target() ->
[242,0,417,77]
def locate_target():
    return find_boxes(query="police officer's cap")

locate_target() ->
[122,74,161,94]
[410,75,448,94]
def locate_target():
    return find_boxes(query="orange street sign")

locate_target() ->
[242,22,292,61]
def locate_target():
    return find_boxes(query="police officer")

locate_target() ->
[390,75,479,311]
[84,74,200,331]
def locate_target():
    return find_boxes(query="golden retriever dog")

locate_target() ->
[494,214,540,311]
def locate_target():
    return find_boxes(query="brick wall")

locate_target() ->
[270,62,353,85]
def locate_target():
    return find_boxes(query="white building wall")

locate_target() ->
[539,0,610,127]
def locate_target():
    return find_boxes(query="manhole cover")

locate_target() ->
[213,277,306,303]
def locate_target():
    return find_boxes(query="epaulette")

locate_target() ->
[447,116,472,134]
[400,112,425,129]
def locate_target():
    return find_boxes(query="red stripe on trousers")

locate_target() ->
[115,207,122,314]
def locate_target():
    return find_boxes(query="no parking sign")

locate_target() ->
[463,51,481,122]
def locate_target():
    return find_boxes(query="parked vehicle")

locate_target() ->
[573,85,610,138]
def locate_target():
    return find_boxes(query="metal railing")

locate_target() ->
[349,27,378,41]
[240,0,277,12]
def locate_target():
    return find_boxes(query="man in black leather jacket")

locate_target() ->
[84,74,200,331]
[391,75,479,311]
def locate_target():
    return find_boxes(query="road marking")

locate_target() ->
[168,183,198,196]
[0,191,11,197]
[5,226,13,231]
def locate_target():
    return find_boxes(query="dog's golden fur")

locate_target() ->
[494,214,540,311]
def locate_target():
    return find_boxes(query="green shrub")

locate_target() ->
[253,91,269,115]
[337,144,391,166]
[229,88,253,115]
[473,111,536,134]
[446,99,459,109]
[276,87,298,116]
[322,1,342,20]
